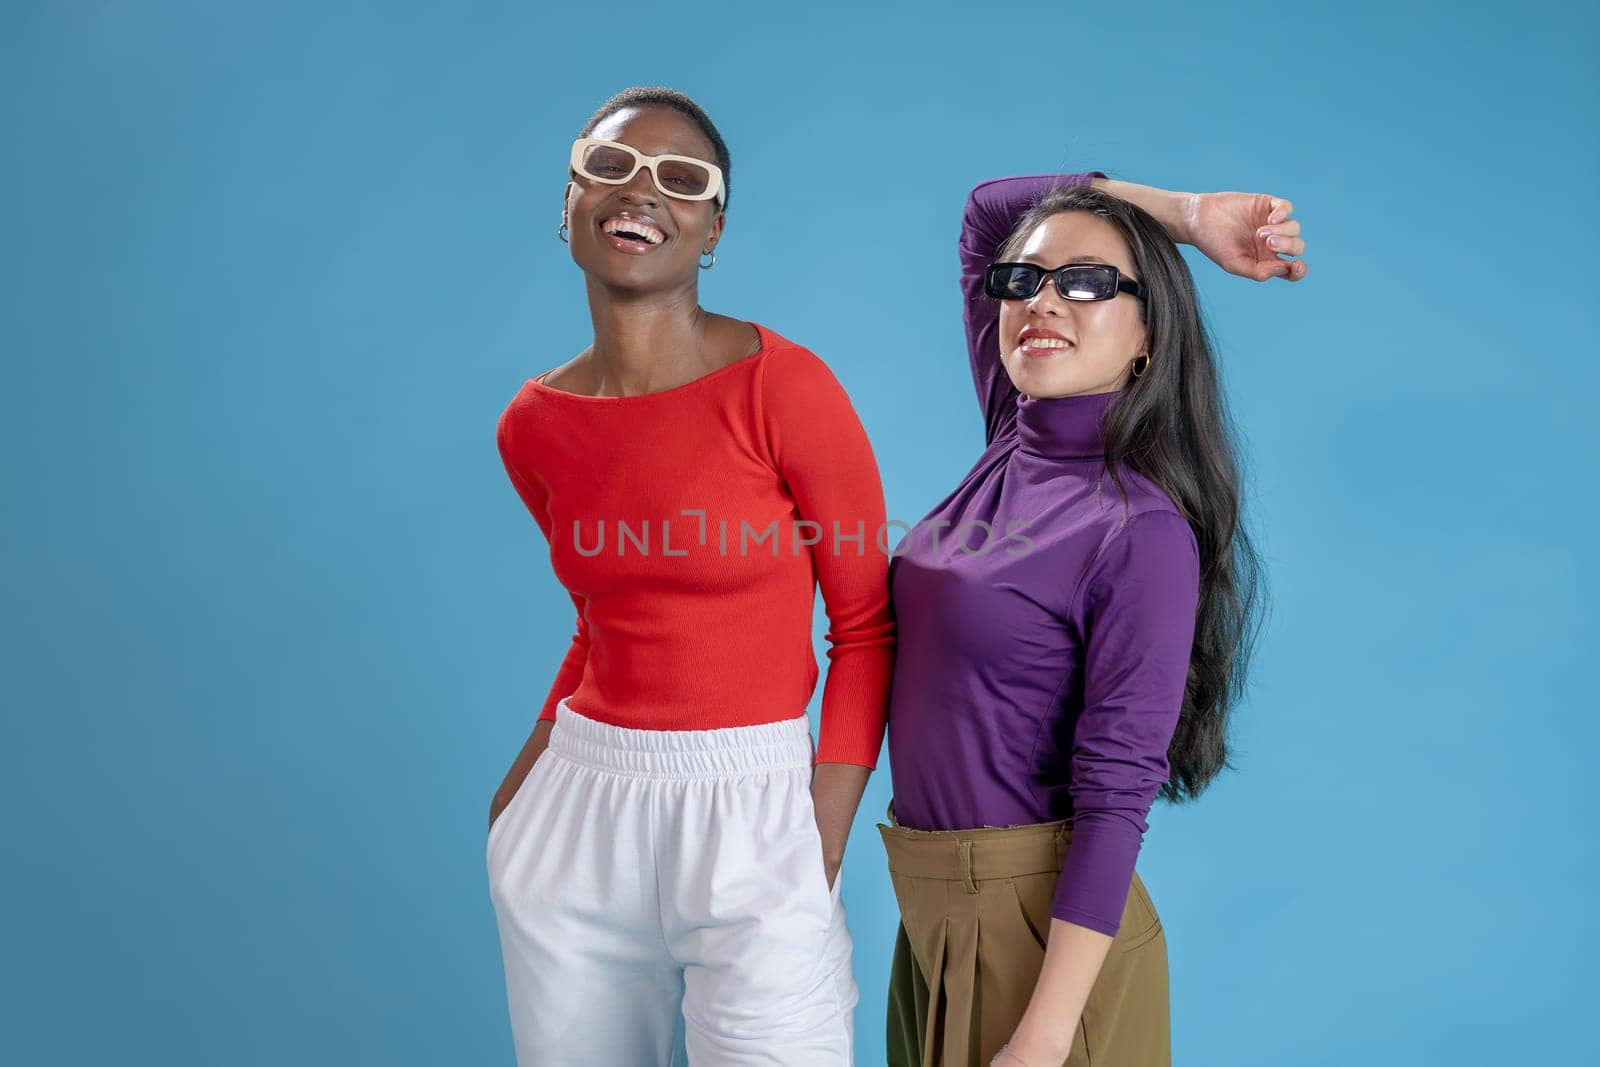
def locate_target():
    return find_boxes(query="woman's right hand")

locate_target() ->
[489,719,555,830]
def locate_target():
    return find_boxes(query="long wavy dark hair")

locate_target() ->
[999,185,1266,803]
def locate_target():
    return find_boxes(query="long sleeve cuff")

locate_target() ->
[1051,812,1142,937]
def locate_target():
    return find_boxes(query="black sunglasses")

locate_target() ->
[984,261,1148,303]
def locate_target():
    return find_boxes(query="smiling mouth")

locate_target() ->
[600,216,666,250]
[1016,336,1074,357]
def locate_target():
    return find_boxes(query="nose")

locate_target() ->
[1025,281,1072,318]
[619,164,662,206]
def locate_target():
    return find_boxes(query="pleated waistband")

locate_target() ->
[878,800,1072,882]
[548,697,814,780]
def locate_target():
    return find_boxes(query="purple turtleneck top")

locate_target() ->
[886,175,1202,938]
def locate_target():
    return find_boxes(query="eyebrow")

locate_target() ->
[1033,254,1112,265]
[1018,254,1121,272]
[598,136,713,163]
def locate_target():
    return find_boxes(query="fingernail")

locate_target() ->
[1268,237,1283,250]
[1257,227,1272,239]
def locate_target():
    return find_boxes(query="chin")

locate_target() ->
[1005,359,1095,400]
[582,257,674,293]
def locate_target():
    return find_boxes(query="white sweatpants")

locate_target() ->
[487,698,858,1066]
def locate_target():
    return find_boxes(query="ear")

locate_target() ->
[561,180,577,223]
[702,209,726,253]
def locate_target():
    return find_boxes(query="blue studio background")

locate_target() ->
[5,1,1595,1064]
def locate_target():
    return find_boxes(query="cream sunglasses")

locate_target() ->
[569,137,726,208]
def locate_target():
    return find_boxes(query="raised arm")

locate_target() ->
[963,174,1310,451]
[960,174,1100,445]
[1093,178,1310,282]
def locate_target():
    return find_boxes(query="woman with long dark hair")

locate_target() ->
[879,178,1303,1066]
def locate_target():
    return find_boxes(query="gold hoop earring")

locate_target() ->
[699,249,717,270]
[1131,353,1151,378]
[557,222,569,243]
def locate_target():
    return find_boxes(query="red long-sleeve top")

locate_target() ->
[496,322,896,768]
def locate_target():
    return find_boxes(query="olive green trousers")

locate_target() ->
[879,805,1170,1067]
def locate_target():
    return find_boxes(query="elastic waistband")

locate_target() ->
[878,801,1072,882]
[548,698,814,780]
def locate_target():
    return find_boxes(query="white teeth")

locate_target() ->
[1021,337,1071,349]
[602,217,665,245]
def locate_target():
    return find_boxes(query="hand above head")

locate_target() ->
[1180,191,1309,282]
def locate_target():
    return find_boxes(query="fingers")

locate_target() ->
[1257,207,1306,280]
[1258,219,1302,254]
[1263,258,1309,281]
[1254,254,1308,282]
[1248,260,1285,281]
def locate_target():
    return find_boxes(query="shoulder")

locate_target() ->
[749,325,875,466]
[1112,504,1197,556]
[497,377,536,426]
[496,375,555,455]
[755,323,831,374]
[1085,488,1199,595]
[753,324,850,401]
[1064,491,1199,622]
[1116,467,1189,525]
[1082,469,1198,566]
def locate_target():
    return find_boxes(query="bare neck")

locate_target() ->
[582,279,717,397]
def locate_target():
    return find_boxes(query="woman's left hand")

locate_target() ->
[1180,192,1309,282]
[993,1012,1079,1065]
[990,1041,1044,1066]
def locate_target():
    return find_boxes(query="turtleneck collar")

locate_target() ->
[1015,388,1125,460]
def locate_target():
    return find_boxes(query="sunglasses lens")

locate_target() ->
[1059,266,1117,301]
[655,159,713,198]
[579,143,638,182]
[578,142,716,200]
[987,265,1043,300]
